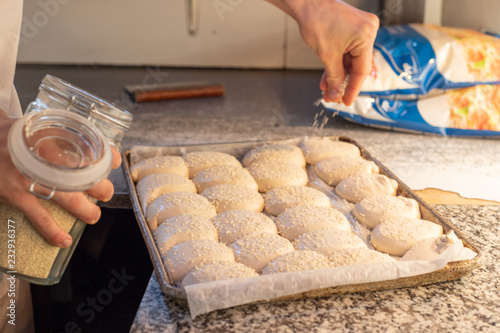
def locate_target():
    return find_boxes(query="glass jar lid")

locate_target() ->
[8,109,112,195]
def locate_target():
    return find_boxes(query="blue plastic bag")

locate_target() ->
[323,24,500,137]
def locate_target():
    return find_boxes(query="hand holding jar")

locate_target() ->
[0,109,121,248]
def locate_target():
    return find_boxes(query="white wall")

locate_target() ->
[442,0,500,34]
[18,0,496,68]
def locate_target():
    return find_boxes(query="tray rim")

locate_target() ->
[122,135,483,303]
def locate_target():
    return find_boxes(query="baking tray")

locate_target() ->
[122,136,482,305]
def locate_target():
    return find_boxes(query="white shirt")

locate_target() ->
[0,0,23,118]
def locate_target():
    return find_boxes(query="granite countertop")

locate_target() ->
[15,65,500,332]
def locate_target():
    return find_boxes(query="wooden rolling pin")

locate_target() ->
[125,81,225,102]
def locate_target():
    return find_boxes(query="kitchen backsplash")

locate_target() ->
[17,0,499,68]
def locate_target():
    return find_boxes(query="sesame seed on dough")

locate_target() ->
[371,217,443,256]
[352,195,420,229]
[154,214,219,256]
[262,250,332,275]
[248,161,309,193]
[275,205,351,241]
[193,164,258,193]
[335,173,399,203]
[294,229,367,256]
[131,155,189,182]
[264,186,331,216]
[231,233,294,273]
[164,240,235,283]
[212,210,278,245]
[146,191,217,231]
[136,173,197,212]
[201,184,264,214]
[314,155,379,186]
[242,144,306,168]
[299,137,360,165]
[181,261,258,287]
[183,151,241,178]
[328,247,397,267]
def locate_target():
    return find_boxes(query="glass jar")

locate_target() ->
[8,109,113,198]
[2,76,133,285]
[26,74,133,152]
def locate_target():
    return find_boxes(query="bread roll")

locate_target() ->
[353,195,420,228]
[146,192,217,231]
[247,161,308,193]
[264,186,331,216]
[242,143,306,168]
[299,137,360,164]
[183,151,241,178]
[371,217,443,256]
[164,240,235,283]
[328,248,397,267]
[401,231,461,261]
[136,173,196,212]
[154,214,218,255]
[181,261,258,287]
[262,250,331,275]
[231,233,294,273]
[201,184,264,213]
[294,229,367,256]
[131,155,189,182]
[275,205,351,241]
[193,164,258,192]
[212,210,277,245]
[314,155,379,186]
[335,174,398,203]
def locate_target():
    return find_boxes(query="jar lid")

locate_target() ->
[8,109,112,193]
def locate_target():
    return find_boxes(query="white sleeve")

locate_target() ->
[0,0,23,118]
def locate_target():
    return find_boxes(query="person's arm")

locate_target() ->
[0,110,121,248]
[265,0,379,106]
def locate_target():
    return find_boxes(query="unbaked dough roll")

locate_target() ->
[264,186,331,216]
[146,191,217,231]
[314,155,379,186]
[201,184,265,213]
[136,173,197,212]
[181,261,258,287]
[275,205,351,241]
[352,195,421,229]
[328,247,397,267]
[193,164,258,192]
[242,143,306,168]
[163,240,235,283]
[183,151,241,178]
[294,229,367,256]
[212,210,278,245]
[247,161,308,193]
[299,137,361,164]
[335,174,398,203]
[131,155,189,182]
[401,231,461,261]
[371,217,443,256]
[262,250,331,275]
[154,214,218,255]
[231,233,294,273]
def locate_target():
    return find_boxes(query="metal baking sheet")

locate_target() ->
[122,136,482,305]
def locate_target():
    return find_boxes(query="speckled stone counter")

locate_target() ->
[14,66,500,332]
[131,204,499,332]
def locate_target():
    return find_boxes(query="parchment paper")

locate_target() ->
[185,242,476,319]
